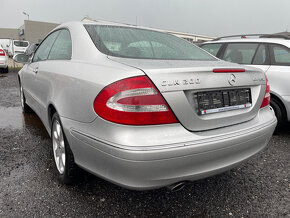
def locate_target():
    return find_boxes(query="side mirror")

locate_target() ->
[25,43,39,56]
[13,53,30,64]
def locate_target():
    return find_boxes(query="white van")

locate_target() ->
[12,40,29,55]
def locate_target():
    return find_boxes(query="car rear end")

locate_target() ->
[0,48,8,72]
[61,23,277,190]
[12,40,29,55]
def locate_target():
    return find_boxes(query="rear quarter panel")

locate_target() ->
[41,57,144,129]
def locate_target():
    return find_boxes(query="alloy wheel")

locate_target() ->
[52,120,66,174]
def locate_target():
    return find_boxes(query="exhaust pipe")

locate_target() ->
[167,181,186,192]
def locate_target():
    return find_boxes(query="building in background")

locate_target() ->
[82,17,215,42]
[0,20,59,44]
[0,18,214,44]
[18,20,59,43]
[0,28,18,39]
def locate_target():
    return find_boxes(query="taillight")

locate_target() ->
[260,74,270,108]
[93,76,178,125]
[0,49,5,56]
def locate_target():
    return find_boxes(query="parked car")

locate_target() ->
[0,45,8,73]
[0,38,12,54]
[12,40,29,55]
[14,22,276,190]
[200,34,290,126]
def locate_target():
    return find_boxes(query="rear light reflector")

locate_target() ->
[0,49,5,56]
[260,74,270,108]
[94,76,178,125]
[213,68,245,73]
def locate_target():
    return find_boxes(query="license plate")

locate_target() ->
[194,88,252,115]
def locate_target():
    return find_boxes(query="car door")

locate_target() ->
[34,29,72,123]
[219,42,271,75]
[22,60,39,111]
[267,44,290,96]
[22,30,60,117]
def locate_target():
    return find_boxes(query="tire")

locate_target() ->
[51,113,79,184]
[19,82,32,113]
[270,99,284,127]
[3,66,8,74]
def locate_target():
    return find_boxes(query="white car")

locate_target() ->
[201,34,290,126]
[0,45,8,73]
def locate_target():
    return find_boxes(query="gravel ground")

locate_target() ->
[0,70,289,217]
[8,58,23,68]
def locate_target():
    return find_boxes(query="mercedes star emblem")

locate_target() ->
[228,74,236,86]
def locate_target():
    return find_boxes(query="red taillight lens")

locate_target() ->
[0,49,5,56]
[94,76,178,125]
[260,75,270,108]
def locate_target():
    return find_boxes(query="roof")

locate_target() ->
[275,31,290,36]
[202,37,290,47]
[81,17,215,41]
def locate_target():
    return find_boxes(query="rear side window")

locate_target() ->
[14,41,29,47]
[271,45,290,65]
[200,43,222,56]
[33,30,60,62]
[48,29,72,60]
[223,43,258,64]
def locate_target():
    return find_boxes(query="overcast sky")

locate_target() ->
[1,0,290,37]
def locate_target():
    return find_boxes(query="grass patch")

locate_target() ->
[8,66,23,72]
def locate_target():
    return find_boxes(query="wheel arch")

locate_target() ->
[270,92,287,120]
[48,103,58,128]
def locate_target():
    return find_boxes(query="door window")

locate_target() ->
[48,29,72,60]
[33,30,60,62]
[252,44,267,65]
[222,43,258,64]
[272,45,290,65]
[200,43,222,56]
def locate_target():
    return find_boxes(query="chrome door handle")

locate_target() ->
[33,67,39,74]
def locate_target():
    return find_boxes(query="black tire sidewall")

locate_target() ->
[1,67,9,74]
[270,99,283,125]
[19,82,31,113]
[51,113,77,184]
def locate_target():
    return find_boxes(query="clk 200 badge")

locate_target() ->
[161,78,201,86]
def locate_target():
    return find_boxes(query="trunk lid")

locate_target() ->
[108,57,266,131]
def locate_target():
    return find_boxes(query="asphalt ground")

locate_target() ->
[0,70,289,217]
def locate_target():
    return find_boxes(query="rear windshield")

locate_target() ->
[85,25,216,61]
[14,41,29,47]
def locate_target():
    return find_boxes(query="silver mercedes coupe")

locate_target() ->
[14,21,277,190]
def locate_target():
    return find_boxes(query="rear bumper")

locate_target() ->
[0,57,8,68]
[62,107,277,190]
